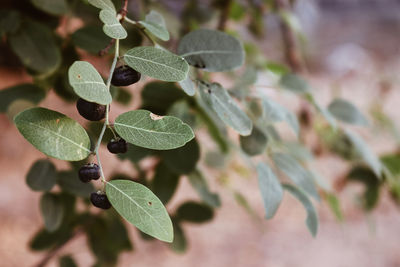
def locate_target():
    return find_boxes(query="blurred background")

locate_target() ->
[1,0,400,266]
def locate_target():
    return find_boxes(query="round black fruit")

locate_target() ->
[78,163,100,183]
[90,191,112,210]
[76,98,106,121]
[107,138,128,154]
[111,65,141,86]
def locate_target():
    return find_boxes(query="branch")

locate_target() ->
[217,0,233,31]
[275,0,303,72]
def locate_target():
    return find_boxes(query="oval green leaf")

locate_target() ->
[272,153,320,201]
[9,20,61,74]
[99,9,127,39]
[57,171,94,197]
[188,170,221,208]
[257,163,283,219]
[328,98,368,126]
[124,46,189,82]
[88,0,115,11]
[178,29,244,72]
[40,193,64,232]
[71,25,111,54]
[160,138,200,174]
[31,0,68,15]
[283,184,318,237]
[26,159,57,192]
[14,107,91,161]
[151,162,180,204]
[176,201,214,223]
[114,109,195,150]
[240,126,268,156]
[199,82,252,136]
[106,179,174,242]
[0,83,45,113]
[178,76,196,96]
[139,10,170,41]
[68,61,111,105]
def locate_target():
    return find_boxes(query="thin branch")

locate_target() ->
[217,0,233,31]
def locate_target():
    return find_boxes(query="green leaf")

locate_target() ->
[99,9,127,39]
[40,193,64,232]
[59,255,78,267]
[26,159,57,192]
[124,46,189,82]
[199,82,252,136]
[257,163,283,219]
[160,138,200,174]
[307,94,337,129]
[57,171,94,197]
[31,0,68,15]
[328,98,368,126]
[178,76,196,96]
[88,0,115,11]
[68,61,111,105]
[233,191,257,217]
[30,226,73,251]
[176,201,214,223]
[188,170,221,208]
[326,193,343,221]
[240,126,268,156]
[151,162,180,204]
[0,84,45,113]
[280,73,310,94]
[344,129,382,177]
[139,10,169,41]
[14,107,91,161]
[9,20,61,74]
[0,9,21,36]
[106,179,174,242]
[283,184,318,237]
[141,82,186,115]
[169,220,187,253]
[71,25,111,54]
[272,153,320,200]
[118,143,154,163]
[261,97,299,137]
[114,109,195,150]
[178,29,244,72]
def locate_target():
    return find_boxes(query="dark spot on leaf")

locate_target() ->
[77,74,81,79]
[148,201,152,206]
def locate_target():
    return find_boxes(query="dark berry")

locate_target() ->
[111,65,141,86]
[107,138,128,154]
[76,98,106,121]
[78,163,100,183]
[90,191,112,209]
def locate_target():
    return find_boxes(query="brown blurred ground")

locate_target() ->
[1,1,400,267]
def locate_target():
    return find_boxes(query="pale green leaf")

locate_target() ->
[272,153,320,200]
[14,107,91,161]
[261,97,299,137]
[178,29,244,72]
[240,126,268,156]
[99,9,127,39]
[68,61,111,105]
[26,159,57,192]
[9,20,61,74]
[106,179,173,242]
[57,171,94,197]
[88,0,115,11]
[124,47,189,82]
[257,163,283,219]
[114,109,195,150]
[328,98,368,126]
[31,0,68,15]
[188,170,221,208]
[280,73,310,94]
[199,82,252,136]
[344,129,382,177]
[169,221,187,253]
[178,76,196,96]
[40,193,64,232]
[283,184,318,237]
[0,83,45,113]
[139,10,169,41]
[307,94,337,129]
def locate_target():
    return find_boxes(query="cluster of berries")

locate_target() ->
[76,65,140,209]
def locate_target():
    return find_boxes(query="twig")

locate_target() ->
[217,0,233,31]
[99,38,116,56]
[275,0,303,72]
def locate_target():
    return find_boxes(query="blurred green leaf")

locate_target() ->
[160,138,200,174]
[26,159,57,192]
[57,171,94,197]
[0,84,45,113]
[280,73,310,94]
[328,98,368,126]
[151,162,180,204]
[0,9,21,36]
[176,201,214,223]
[59,255,78,267]
[72,25,111,54]
[240,126,268,156]
[31,0,68,16]
[169,220,187,253]
[326,193,344,221]
[40,193,64,232]
[88,0,115,11]
[188,170,221,208]
[257,163,283,219]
